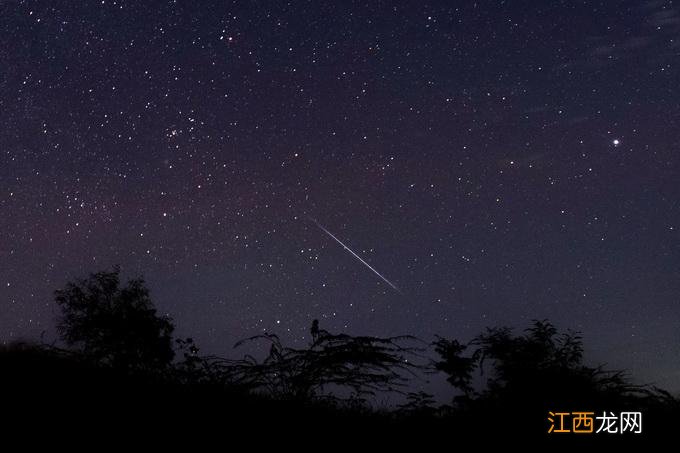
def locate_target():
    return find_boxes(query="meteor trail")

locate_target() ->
[309,217,402,294]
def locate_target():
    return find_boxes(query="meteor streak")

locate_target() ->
[309,217,402,294]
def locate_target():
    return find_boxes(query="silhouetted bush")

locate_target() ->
[434,320,646,406]
[205,320,423,402]
[432,336,477,398]
[55,267,175,372]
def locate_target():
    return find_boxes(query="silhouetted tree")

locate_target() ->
[173,336,206,382]
[55,267,175,372]
[397,391,437,417]
[473,320,638,401]
[432,337,477,397]
[435,320,646,411]
[213,320,423,401]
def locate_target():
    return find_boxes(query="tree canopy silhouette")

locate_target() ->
[55,267,175,372]
[432,336,478,400]
[435,320,646,410]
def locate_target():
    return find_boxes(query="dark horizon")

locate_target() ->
[1,0,679,398]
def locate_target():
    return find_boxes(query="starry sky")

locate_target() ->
[1,1,679,391]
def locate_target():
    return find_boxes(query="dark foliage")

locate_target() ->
[432,336,477,397]
[203,321,423,401]
[55,267,175,372]
[433,320,651,409]
[3,270,676,445]
[473,320,645,406]
[430,319,680,441]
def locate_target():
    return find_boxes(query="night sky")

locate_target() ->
[1,1,679,392]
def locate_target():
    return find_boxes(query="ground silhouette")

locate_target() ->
[2,268,678,445]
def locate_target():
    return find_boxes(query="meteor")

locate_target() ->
[309,217,402,294]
